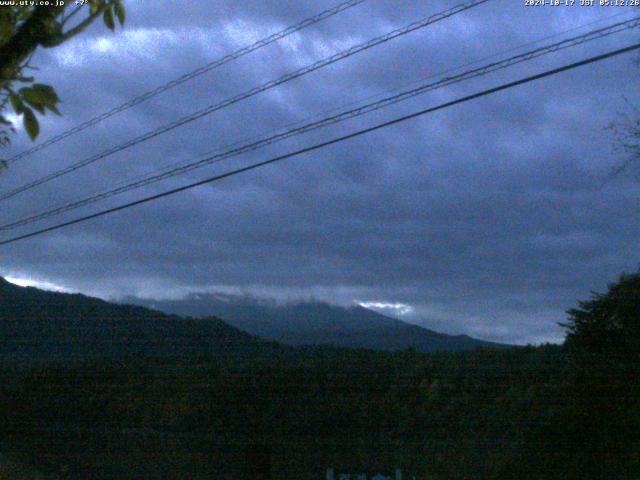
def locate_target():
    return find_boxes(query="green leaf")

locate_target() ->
[16,6,31,21]
[46,103,61,116]
[103,7,115,31]
[26,101,46,114]
[115,2,125,25]
[20,84,60,107]
[20,89,45,113]
[32,84,60,104]
[23,107,39,141]
[0,10,15,44]
[9,92,24,114]
[19,87,37,103]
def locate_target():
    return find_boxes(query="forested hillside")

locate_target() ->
[1,345,569,479]
[0,277,282,363]
[0,273,637,479]
[0,276,502,364]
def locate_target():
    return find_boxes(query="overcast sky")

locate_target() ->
[1,0,639,344]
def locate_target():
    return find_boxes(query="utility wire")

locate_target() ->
[0,0,491,203]
[52,8,633,211]
[2,16,638,231]
[1,41,637,247]
[17,6,634,215]
[5,0,368,164]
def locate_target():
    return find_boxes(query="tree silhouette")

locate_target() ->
[562,272,640,479]
[0,0,125,151]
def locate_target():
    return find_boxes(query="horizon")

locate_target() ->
[0,3,637,478]
[1,0,639,346]
[3,272,565,346]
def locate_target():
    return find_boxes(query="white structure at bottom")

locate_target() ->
[326,468,403,480]
[372,474,391,480]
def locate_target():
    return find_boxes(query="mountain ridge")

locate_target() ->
[0,277,281,363]
[127,292,507,352]
[0,277,506,364]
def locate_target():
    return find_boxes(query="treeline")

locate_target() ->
[0,345,600,479]
[0,273,637,479]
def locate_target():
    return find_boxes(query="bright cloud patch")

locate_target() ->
[358,301,414,316]
[53,27,216,67]
[5,275,72,293]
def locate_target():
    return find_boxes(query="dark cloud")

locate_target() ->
[1,0,639,344]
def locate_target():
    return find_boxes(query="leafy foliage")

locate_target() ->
[560,272,640,478]
[0,0,126,157]
[564,271,640,358]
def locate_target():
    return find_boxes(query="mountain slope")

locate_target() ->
[0,278,279,363]
[129,293,506,352]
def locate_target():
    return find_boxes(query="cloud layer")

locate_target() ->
[1,0,639,344]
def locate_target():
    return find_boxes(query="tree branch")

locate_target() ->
[0,5,65,83]
[60,5,83,27]
[46,4,108,47]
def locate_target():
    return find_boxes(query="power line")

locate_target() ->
[5,0,368,164]
[58,9,635,210]
[0,0,491,203]
[1,41,637,247]
[3,16,638,231]
[17,4,630,220]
